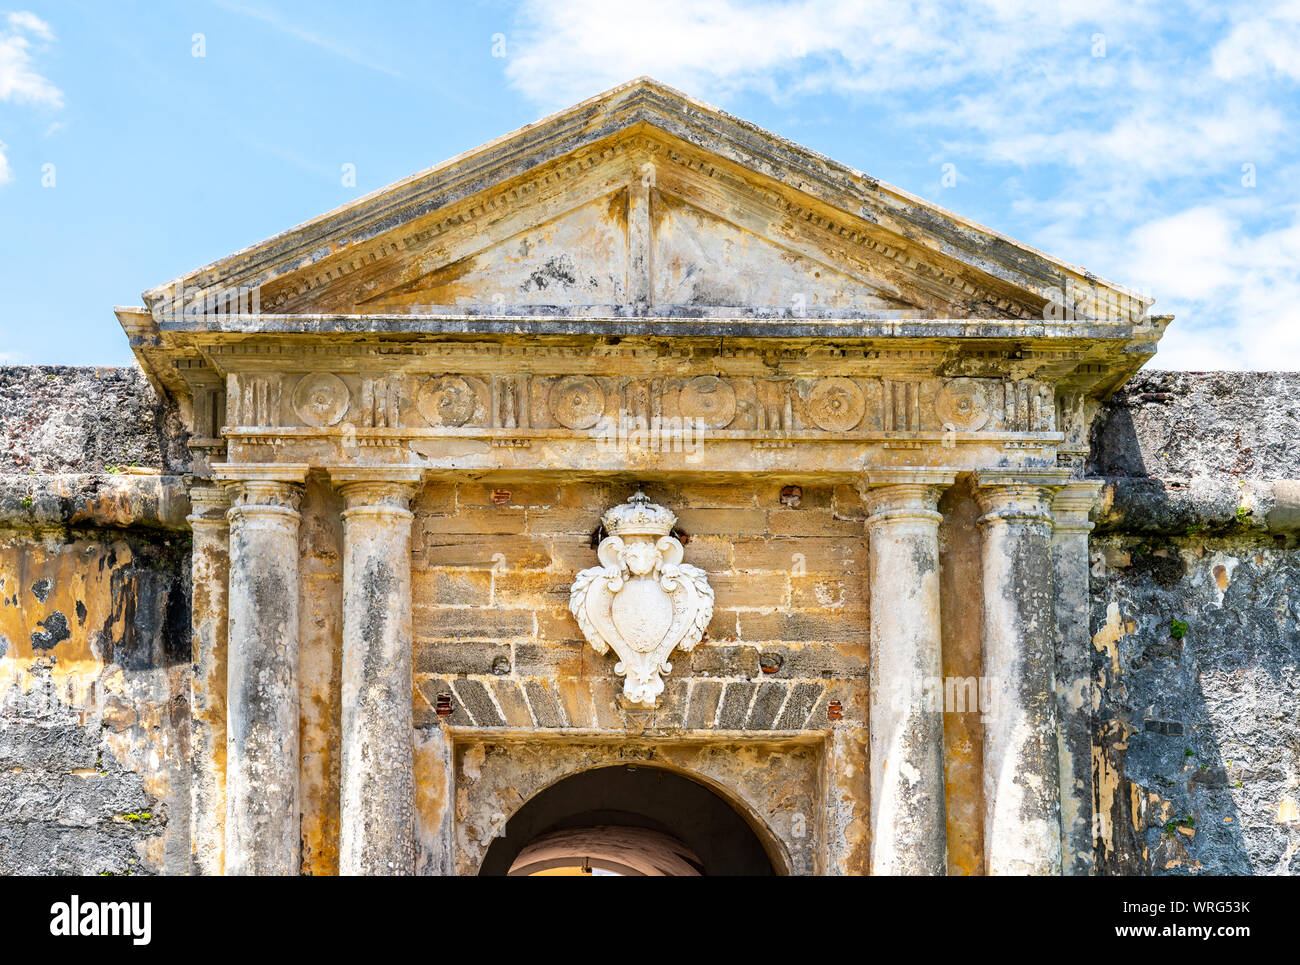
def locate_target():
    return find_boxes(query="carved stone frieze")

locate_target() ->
[220,366,1073,472]
[679,375,736,428]
[807,377,865,432]
[291,373,350,427]
[935,377,991,432]
[549,375,605,429]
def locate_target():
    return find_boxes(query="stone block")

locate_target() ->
[451,678,504,727]
[523,680,566,728]
[775,681,825,730]
[717,681,758,729]
[414,639,511,676]
[421,507,527,536]
[746,680,789,730]
[421,534,551,570]
[737,611,869,644]
[684,680,723,729]
[413,606,533,641]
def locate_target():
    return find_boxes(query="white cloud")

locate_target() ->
[0,10,62,107]
[498,1,1300,369]
[0,10,62,189]
[7,10,52,40]
[1212,2,1300,81]
[1116,204,1300,370]
[504,0,1150,109]
[504,1,1274,189]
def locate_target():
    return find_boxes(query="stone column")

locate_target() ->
[973,469,1070,875]
[214,465,307,876]
[187,483,230,876]
[857,469,955,875]
[332,468,422,876]
[1052,480,1103,875]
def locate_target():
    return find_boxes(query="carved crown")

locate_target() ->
[602,491,676,537]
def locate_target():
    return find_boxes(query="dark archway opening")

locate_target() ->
[479,764,778,876]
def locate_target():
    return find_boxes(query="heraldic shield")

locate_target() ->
[569,492,715,706]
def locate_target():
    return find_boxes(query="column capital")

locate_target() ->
[186,482,231,527]
[212,464,309,518]
[856,469,957,524]
[328,467,423,516]
[1052,479,1104,535]
[973,468,1074,526]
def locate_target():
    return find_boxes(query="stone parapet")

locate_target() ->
[0,473,190,532]
[1093,476,1300,535]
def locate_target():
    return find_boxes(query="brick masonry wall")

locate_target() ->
[408,478,868,735]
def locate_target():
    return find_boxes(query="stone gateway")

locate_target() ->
[2,79,1297,876]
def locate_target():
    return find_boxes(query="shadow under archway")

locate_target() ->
[480,764,778,876]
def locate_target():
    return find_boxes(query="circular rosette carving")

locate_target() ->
[807,377,865,432]
[417,376,477,427]
[935,378,991,431]
[549,375,605,429]
[291,373,350,427]
[679,376,737,429]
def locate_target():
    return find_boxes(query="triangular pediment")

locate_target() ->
[649,191,908,312]
[355,191,634,312]
[312,180,914,317]
[137,78,1151,324]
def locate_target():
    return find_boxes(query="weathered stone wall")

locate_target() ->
[1090,371,1300,482]
[1,365,1295,875]
[0,533,191,875]
[1088,371,1300,875]
[0,366,188,475]
[0,365,192,875]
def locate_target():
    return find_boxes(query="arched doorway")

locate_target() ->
[479,764,778,876]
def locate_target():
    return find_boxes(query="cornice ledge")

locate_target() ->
[972,468,1075,491]
[326,466,426,486]
[210,462,310,484]
[859,467,959,489]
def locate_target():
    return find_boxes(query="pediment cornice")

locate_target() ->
[137,79,1152,327]
[119,78,1169,422]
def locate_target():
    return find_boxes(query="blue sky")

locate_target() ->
[2,0,1298,369]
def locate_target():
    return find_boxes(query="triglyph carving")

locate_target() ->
[361,376,401,428]
[234,375,283,427]
[569,492,714,706]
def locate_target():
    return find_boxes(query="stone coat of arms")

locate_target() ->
[569,492,714,707]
